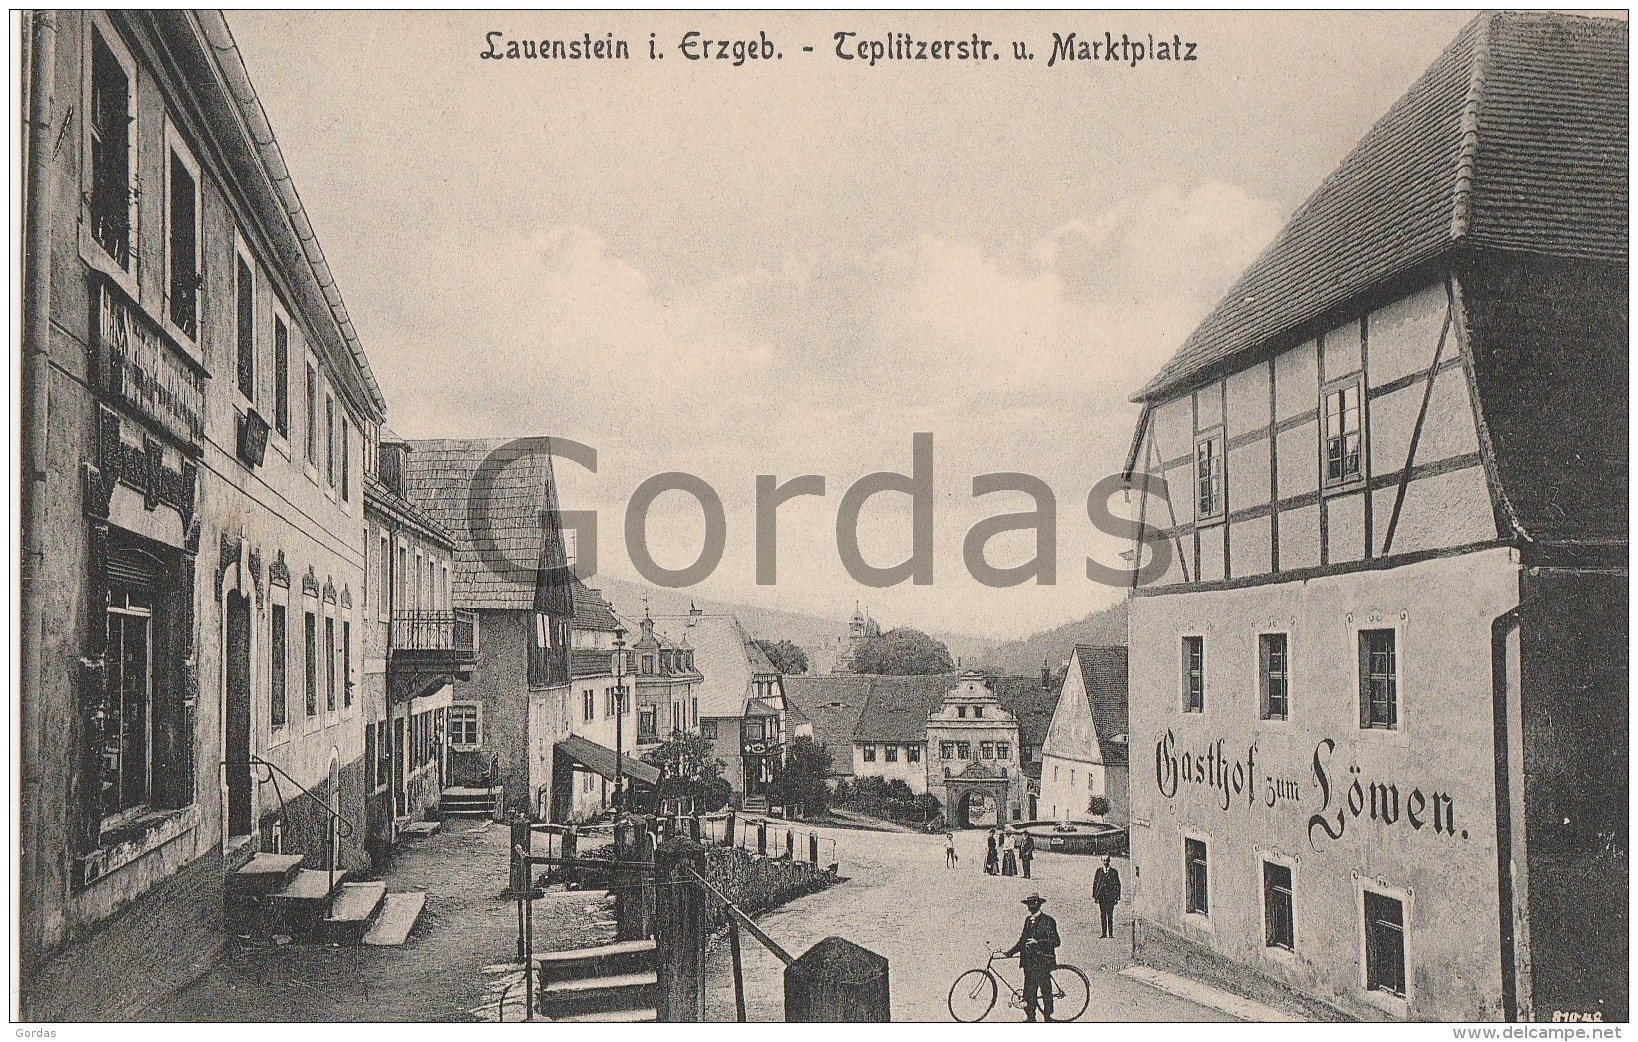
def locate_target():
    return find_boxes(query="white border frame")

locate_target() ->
[160,118,203,353]
[1351,612,1408,741]
[1178,630,1208,715]
[1356,873,1414,1016]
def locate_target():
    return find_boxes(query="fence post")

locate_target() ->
[653,839,708,1022]
[724,811,737,848]
[757,822,767,856]
[613,817,649,941]
[509,817,530,895]
[786,829,794,860]
[784,936,890,1022]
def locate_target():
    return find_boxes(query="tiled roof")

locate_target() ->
[782,676,869,774]
[1136,12,1627,403]
[569,648,616,680]
[362,472,459,550]
[847,674,1062,746]
[401,439,571,612]
[571,578,620,632]
[652,614,771,718]
[1077,645,1129,766]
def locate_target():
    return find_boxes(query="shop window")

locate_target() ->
[270,604,287,727]
[1185,837,1209,915]
[102,582,154,820]
[1182,636,1205,712]
[1264,861,1294,950]
[1195,427,1225,520]
[1324,378,1364,487]
[88,27,132,266]
[1364,890,1406,996]
[1359,630,1398,729]
[1260,633,1289,721]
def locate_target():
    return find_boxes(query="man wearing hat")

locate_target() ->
[1004,893,1061,1021]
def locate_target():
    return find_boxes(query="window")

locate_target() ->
[324,617,336,711]
[450,704,481,749]
[1324,380,1364,486]
[270,604,288,727]
[638,704,658,741]
[955,742,971,760]
[1070,768,1076,788]
[996,742,1010,760]
[1264,861,1294,950]
[745,717,766,742]
[1182,636,1205,713]
[273,318,289,437]
[88,28,132,266]
[605,688,617,719]
[862,745,876,763]
[103,583,154,818]
[235,255,255,402]
[701,719,718,740]
[906,745,920,764]
[1185,837,1209,915]
[1260,633,1290,721]
[884,745,898,763]
[341,620,352,707]
[1359,630,1397,729]
[974,707,983,719]
[1195,429,1225,519]
[583,773,595,794]
[340,417,351,502]
[1364,891,1406,996]
[304,612,318,716]
[365,721,377,790]
[582,690,595,722]
[166,146,199,337]
[940,742,956,759]
[376,721,389,789]
[957,705,967,719]
[325,395,336,487]
[305,364,318,465]
[377,534,389,618]
[980,741,995,759]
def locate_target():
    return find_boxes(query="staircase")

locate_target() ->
[228,851,426,947]
[443,785,503,819]
[535,938,658,1022]
[741,795,769,815]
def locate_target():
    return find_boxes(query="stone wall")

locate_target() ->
[1134,918,1350,1023]
[701,844,835,929]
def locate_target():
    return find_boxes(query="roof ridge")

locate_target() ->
[1450,11,1494,242]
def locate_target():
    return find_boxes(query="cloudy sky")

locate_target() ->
[232,10,1478,639]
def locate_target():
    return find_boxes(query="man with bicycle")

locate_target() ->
[1004,893,1061,1022]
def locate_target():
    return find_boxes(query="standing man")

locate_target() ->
[1005,893,1060,1022]
[1093,855,1122,938]
[1019,833,1036,879]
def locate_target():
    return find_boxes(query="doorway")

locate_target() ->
[225,589,253,838]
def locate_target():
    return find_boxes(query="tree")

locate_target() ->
[642,733,731,812]
[779,735,833,816]
[852,627,954,675]
[754,639,810,675]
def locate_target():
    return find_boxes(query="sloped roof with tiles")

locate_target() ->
[401,439,572,613]
[1136,12,1627,403]
[1044,646,1129,767]
[570,578,620,632]
[848,674,1063,750]
[653,614,774,719]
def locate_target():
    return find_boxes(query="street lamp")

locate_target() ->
[612,625,627,814]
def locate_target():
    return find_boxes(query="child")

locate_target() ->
[945,832,958,867]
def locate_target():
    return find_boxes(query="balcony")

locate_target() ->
[388,610,480,703]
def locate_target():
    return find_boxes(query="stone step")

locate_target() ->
[549,1008,658,1023]
[536,939,656,982]
[537,971,659,1019]
[265,868,348,937]
[320,881,387,943]
[229,852,304,895]
[363,891,427,946]
[399,821,441,839]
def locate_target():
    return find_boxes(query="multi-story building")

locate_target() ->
[840,673,1058,824]
[660,610,788,809]
[1121,13,1625,1022]
[1039,645,1129,825]
[360,433,474,863]
[630,611,703,753]
[401,439,575,818]
[19,10,386,1016]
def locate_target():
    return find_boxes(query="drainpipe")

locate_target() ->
[19,9,58,973]
[1491,583,1544,1022]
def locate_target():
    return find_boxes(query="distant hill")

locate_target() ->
[581,574,996,675]
[971,600,1129,676]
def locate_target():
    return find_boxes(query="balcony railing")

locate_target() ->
[390,610,480,662]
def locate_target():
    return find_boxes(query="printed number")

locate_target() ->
[1553,1011,1603,1023]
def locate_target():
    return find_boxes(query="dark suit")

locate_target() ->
[1005,911,1060,1020]
[1093,865,1122,937]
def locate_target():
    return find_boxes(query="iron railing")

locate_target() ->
[390,609,479,660]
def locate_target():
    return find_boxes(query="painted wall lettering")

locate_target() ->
[1306,738,1464,850]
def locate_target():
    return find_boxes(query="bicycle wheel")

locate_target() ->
[948,969,998,1022]
[1047,965,1091,1022]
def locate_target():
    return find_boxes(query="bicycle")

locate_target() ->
[947,944,1091,1022]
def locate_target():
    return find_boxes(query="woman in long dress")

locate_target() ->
[985,830,999,874]
[1001,832,1019,876]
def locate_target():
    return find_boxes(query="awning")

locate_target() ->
[555,734,660,787]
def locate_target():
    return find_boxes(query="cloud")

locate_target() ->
[382,181,1282,636]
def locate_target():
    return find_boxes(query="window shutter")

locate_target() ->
[1358,634,1371,728]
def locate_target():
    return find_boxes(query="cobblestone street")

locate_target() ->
[703,825,1228,1022]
